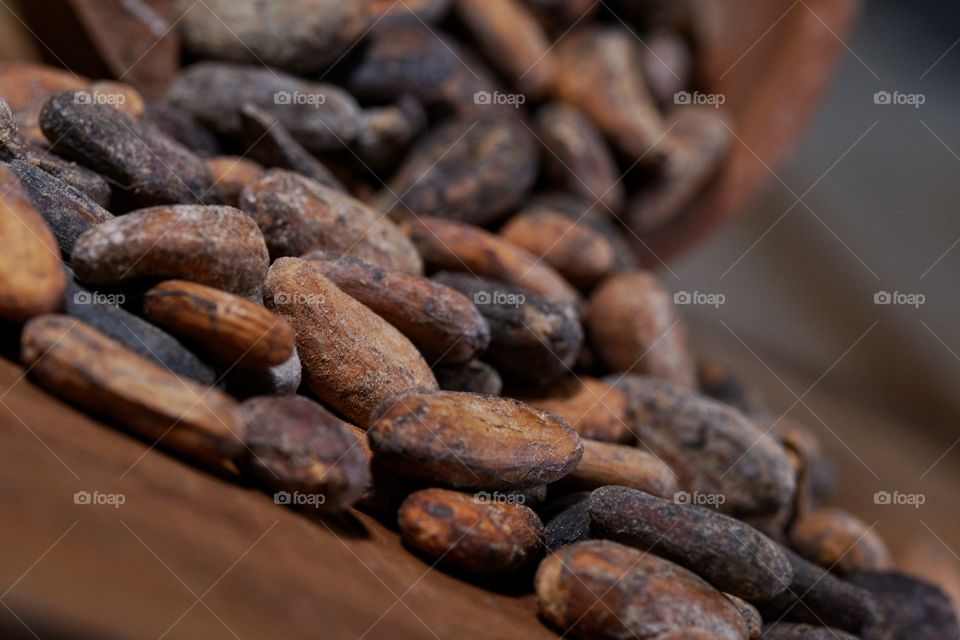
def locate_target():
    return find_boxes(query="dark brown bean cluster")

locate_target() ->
[0,2,956,639]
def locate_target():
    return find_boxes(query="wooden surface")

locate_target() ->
[2,318,958,639]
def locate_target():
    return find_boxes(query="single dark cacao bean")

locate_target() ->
[589,485,793,602]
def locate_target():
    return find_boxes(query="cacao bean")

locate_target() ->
[21,314,244,463]
[847,571,960,640]
[552,26,673,165]
[178,0,374,74]
[374,116,537,226]
[433,272,582,385]
[1,158,112,255]
[588,270,696,387]
[454,0,555,99]
[535,539,750,639]
[565,440,679,498]
[534,104,624,213]
[263,257,437,426]
[512,375,634,443]
[238,103,345,191]
[433,360,503,395]
[611,375,796,516]
[240,169,421,274]
[238,395,370,511]
[305,253,489,364]
[500,195,635,290]
[403,215,579,306]
[71,204,270,297]
[789,508,892,575]
[398,487,543,573]
[39,91,223,207]
[589,485,793,602]
[0,189,65,321]
[204,156,264,208]
[367,390,582,489]
[65,279,216,385]
[143,280,295,370]
[168,62,362,153]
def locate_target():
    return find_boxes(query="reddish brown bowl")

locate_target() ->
[633,0,862,265]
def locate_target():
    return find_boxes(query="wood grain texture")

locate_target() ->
[1,310,959,638]
[0,357,553,640]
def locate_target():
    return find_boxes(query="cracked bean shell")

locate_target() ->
[240,169,422,274]
[398,488,543,574]
[367,390,583,489]
[39,91,222,207]
[70,205,270,297]
[21,314,244,463]
[588,270,696,388]
[305,253,488,364]
[536,540,749,640]
[143,280,295,370]
[238,395,370,510]
[375,116,537,226]
[263,257,437,426]
[612,375,796,516]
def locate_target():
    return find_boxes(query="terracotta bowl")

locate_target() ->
[634,0,862,265]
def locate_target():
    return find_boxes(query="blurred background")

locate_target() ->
[680,0,960,441]
[1,0,958,630]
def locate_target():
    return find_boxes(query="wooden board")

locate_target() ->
[2,321,958,639]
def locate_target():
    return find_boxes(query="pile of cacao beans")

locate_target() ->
[0,1,956,638]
